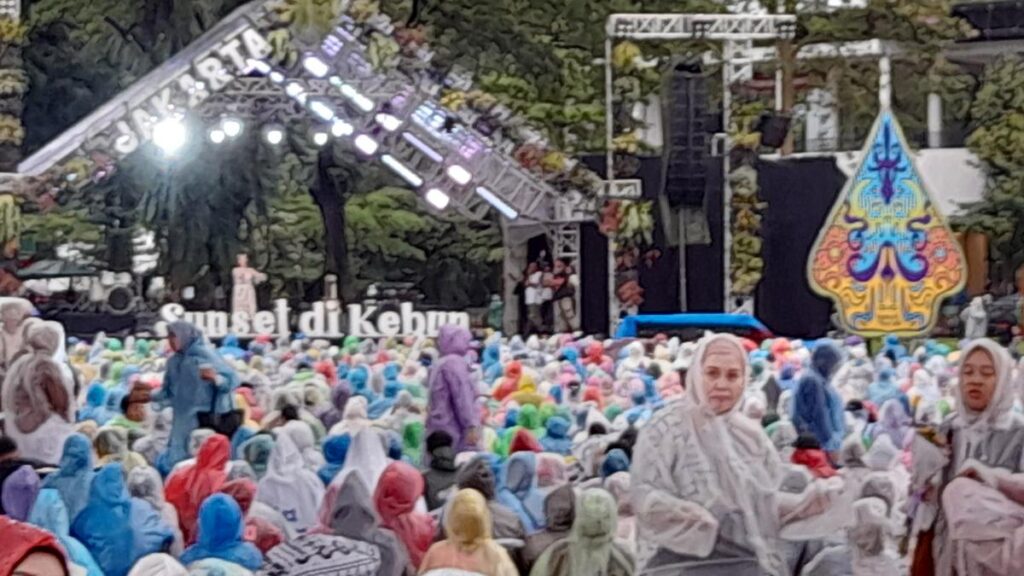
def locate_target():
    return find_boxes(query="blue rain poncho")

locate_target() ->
[539,416,572,456]
[348,365,376,403]
[793,342,846,453]
[318,434,351,485]
[560,347,586,380]
[78,383,109,424]
[41,433,95,524]
[230,427,257,460]
[180,493,262,570]
[868,368,904,409]
[29,488,104,576]
[367,379,403,420]
[151,321,239,468]
[497,451,546,534]
[71,463,174,576]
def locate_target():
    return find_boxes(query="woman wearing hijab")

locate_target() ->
[318,473,409,576]
[256,432,325,535]
[180,494,262,570]
[422,431,458,511]
[0,515,71,576]
[1,323,75,465]
[911,339,1024,576]
[419,488,519,576]
[151,321,240,470]
[72,463,174,576]
[373,461,435,570]
[425,325,481,455]
[523,484,576,571]
[530,488,634,576]
[318,382,351,432]
[28,489,104,576]
[318,434,351,485]
[41,433,94,524]
[128,466,185,556]
[219,479,285,554]
[165,434,230,545]
[1,464,40,521]
[632,333,836,575]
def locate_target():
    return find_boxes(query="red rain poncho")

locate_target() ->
[0,515,69,575]
[166,434,230,544]
[374,461,435,569]
[509,428,543,454]
[791,448,838,479]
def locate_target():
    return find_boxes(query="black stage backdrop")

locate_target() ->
[755,157,846,338]
[580,222,609,335]
[685,157,724,312]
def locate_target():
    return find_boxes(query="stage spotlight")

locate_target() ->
[302,54,330,77]
[381,154,423,187]
[375,113,401,132]
[209,129,226,144]
[354,134,378,155]
[153,116,187,155]
[339,84,374,112]
[476,185,519,219]
[222,118,243,138]
[285,82,305,97]
[425,188,450,210]
[264,126,285,145]
[269,71,285,83]
[313,131,329,146]
[309,100,335,121]
[401,132,442,162]
[446,164,472,185]
[331,119,354,137]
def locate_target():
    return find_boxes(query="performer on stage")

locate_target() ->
[231,253,266,318]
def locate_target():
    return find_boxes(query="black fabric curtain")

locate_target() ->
[685,157,724,312]
[580,222,609,335]
[756,157,846,338]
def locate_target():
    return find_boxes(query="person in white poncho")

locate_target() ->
[632,333,837,576]
[255,432,325,535]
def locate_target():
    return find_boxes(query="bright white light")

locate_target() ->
[153,117,187,155]
[446,164,472,186]
[381,154,423,187]
[264,127,284,145]
[401,132,443,162]
[476,186,519,219]
[209,129,226,144]
[339,84,374,112]
[375,113,401,132]
[309,100,335,121]
[331,119,354,137]
[425,188,450,210]
[269,71,285,83]
[353,134,378,155]
[313,131,329,146]
[246,59,271,74]
[285,82,304,97]
[222,118,243,138]
[329,76,343,87]
[302,55,330,77]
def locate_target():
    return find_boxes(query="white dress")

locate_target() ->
[232,266,266,317]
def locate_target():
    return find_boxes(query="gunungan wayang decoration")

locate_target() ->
[808,111,965,337]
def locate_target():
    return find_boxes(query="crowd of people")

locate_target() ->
[0,294,1022,575]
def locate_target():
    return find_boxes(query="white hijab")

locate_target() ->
[332,428,389,493]
[953,339,1019,465]
[256,431,325,533]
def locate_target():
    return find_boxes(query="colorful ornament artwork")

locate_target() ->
[808,111,965,337]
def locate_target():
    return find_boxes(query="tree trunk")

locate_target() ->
[311,146,354,302]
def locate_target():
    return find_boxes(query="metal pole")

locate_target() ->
[604,34,619,334]
[722,41,733,313]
